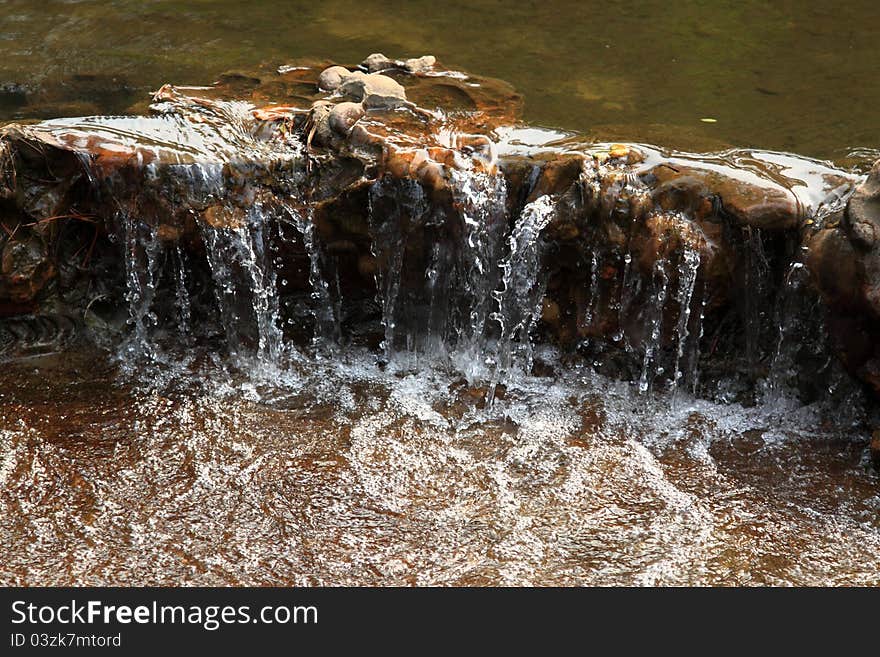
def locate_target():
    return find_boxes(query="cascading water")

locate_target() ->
[284,203,341,349]
[447,168,507,380]
[202,205,284,364]
[173,245,193,340]
[672,248,701,398]
[584,250,601,329]
[367,177,425,364]
[491,195,556,380]
[121,212,163,361]
[367,167,507,377]
[638,258,671,394]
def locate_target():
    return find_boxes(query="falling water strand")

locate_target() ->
[638,259,670,394]
[367,179,425,363]
[202,206,284,363]
[765,260,814,398]
[241,205,283,362]
[691,287,708,395]
[584,250,600,328]
[491,195,556,382]
[672,248,700,400]
[293,205,340,348]
[174,245,192,339]
[448,169,507,378]
[122,213,162,360]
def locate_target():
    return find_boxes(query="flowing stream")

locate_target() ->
[1,0,880,586]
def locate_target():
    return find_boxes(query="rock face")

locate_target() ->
[0,54,874,401]
[807,160,880,396]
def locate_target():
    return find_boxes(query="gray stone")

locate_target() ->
[338,72,407,109]
[318,66,352,92]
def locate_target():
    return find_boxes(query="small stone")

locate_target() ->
[362,53,394,73]
[328,102,366,135]
[318,66,352,91]
[609,144,629,159]
[403,55,436,74]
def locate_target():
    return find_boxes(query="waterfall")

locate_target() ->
[672,248,701,396]
[491,195,556,380]
[367,169,507,377]
[174,245,192,340]
[122,213,163,361]
[638,259,670,394]
[584,250,600,329]
[367,178,425,363]
[286,204,340,349]
[202,202,284,364]
[448,169,507,380]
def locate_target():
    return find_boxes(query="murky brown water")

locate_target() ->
[1,0,880,586]
[1,0,879,160]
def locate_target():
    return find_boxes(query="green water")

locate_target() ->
[1,0,878,160]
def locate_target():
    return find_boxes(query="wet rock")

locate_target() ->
[0,235,54,304]
[846,160,880,249]
[403,55,436,74]
[362,53,394,73]
[361,53,435,75]
[318,66,352,92]
[329,101,365,135]
[649,161,802,231]
[338,72,407,109]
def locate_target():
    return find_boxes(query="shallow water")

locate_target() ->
[0,345,877,586]
[1,0,879,160]
[2,0,880,587]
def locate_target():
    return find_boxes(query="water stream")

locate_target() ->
[1,0,880,587]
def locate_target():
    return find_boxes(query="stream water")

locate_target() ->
[1,0,880,586]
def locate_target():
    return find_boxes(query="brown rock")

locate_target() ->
[403,55,436,74]
[339,72,407,109]
[318,66,352,92]
[328,102,366,135]
[362,53,394,73]
[0,235,54,304]
[845,160,880,249]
